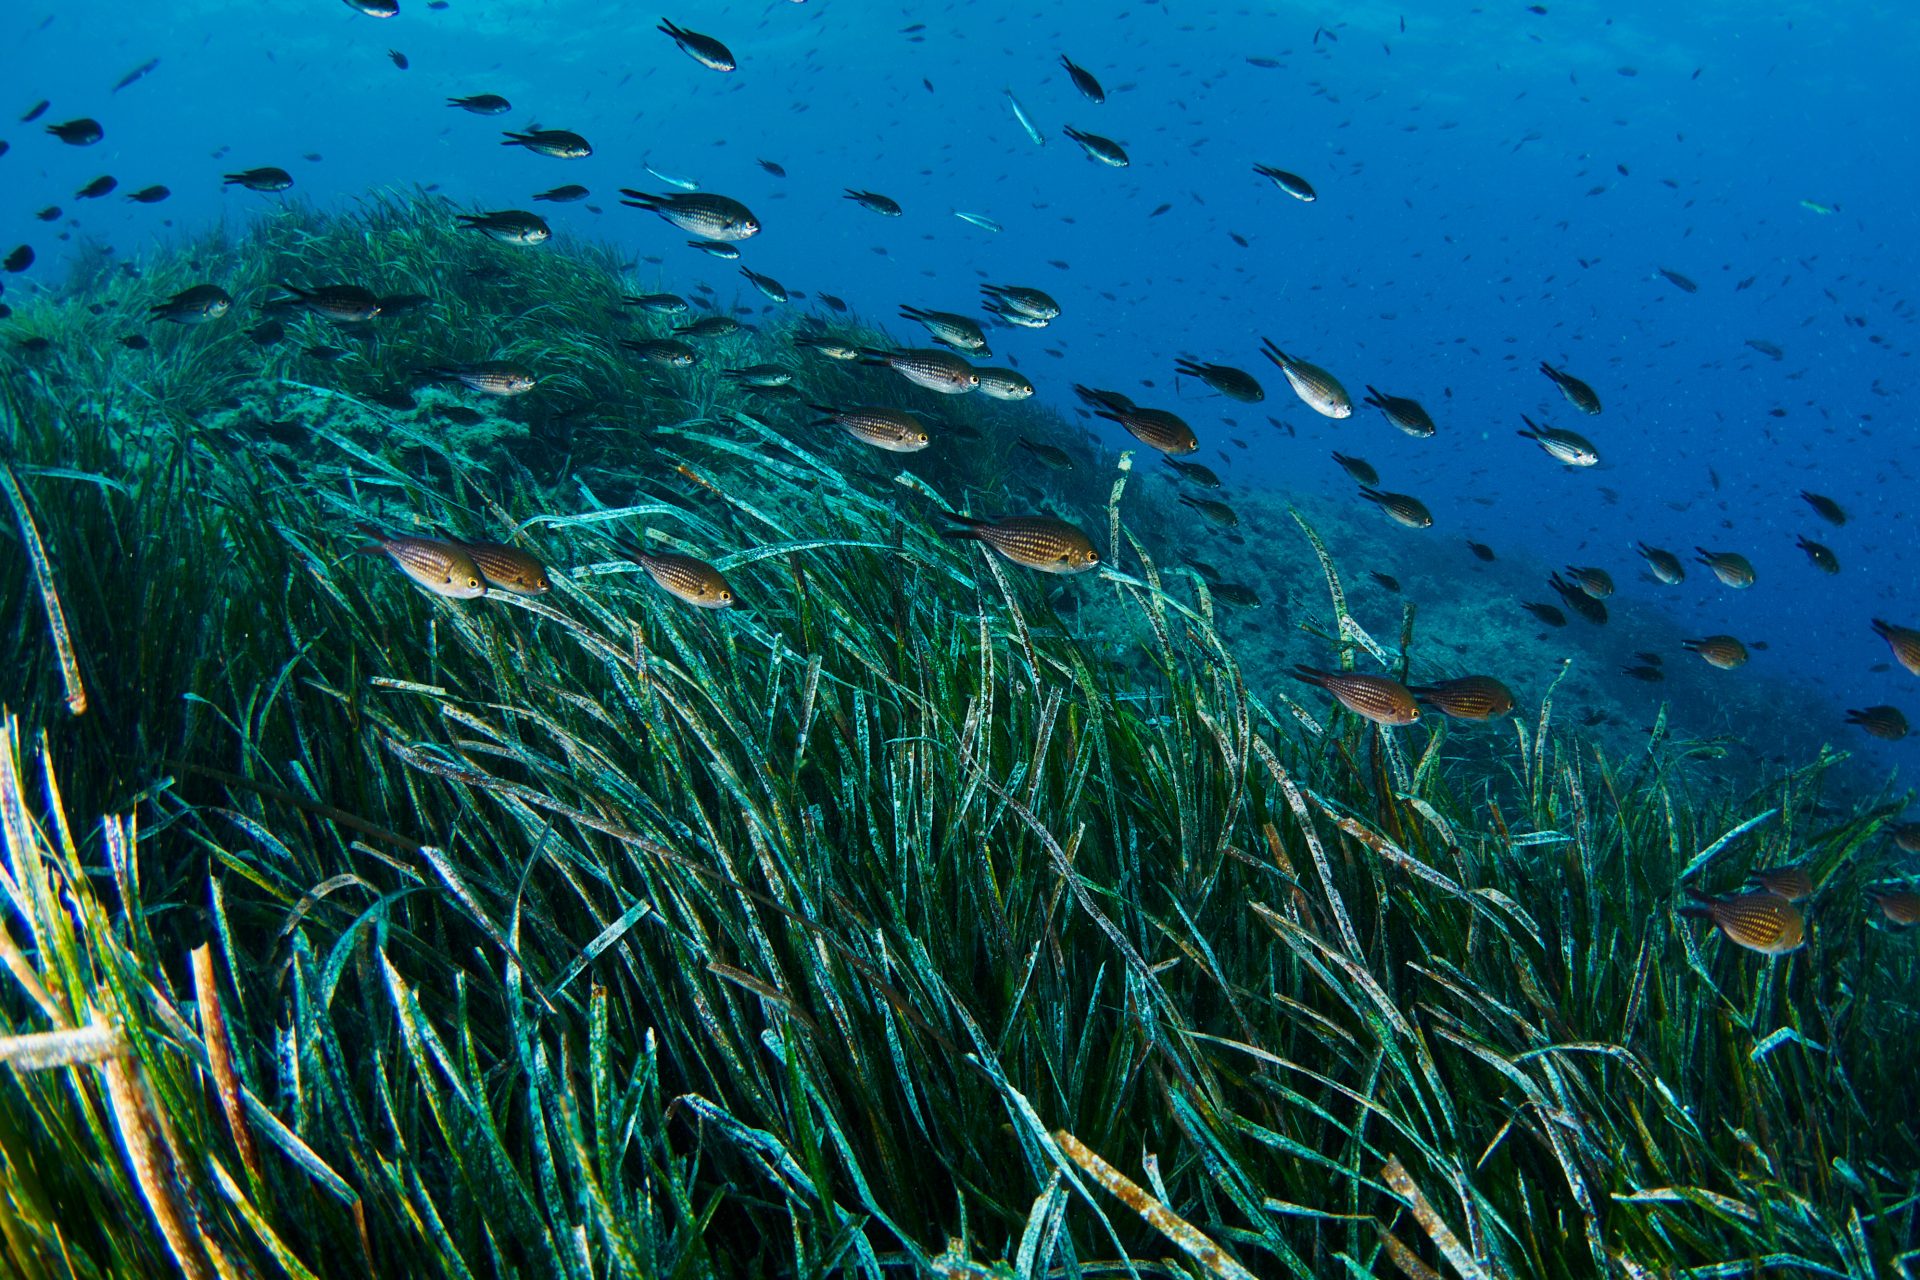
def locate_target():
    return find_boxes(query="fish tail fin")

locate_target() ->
[1289,665,1332,689]
[1677,886,1716,917]
[1871,618,1892,638]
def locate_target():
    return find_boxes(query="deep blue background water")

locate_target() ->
[3,1,1915,777]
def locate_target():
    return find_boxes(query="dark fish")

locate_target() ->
[1678,888,1805,955]
[1795,535,1838,574]
[1620,664,1664,682]
[1371,572,1400,593]
[149,284,232,325]
[1180,495,1239,528]
[1262,338,1351,417]
[532,184,590,203]
[421,362,537,396]
[248,319,285,347]
[939,512,1101,574]
[118,334,150,350]
[1253,164,1317,202]
[1844,706,1907,741]
[845,189,903,216]
[456,209,551,245]
[75,175,117,199]
[1016,438,1074,470]
[502,129,593,159]
[1682,635,1749,669]
[1060,55,1106,103]
[719,363,793,387]
[1870,619,1920,676]
[1539,360,1601,414]
[341,0,399,16]
[1212,582,1261,607]
[1548,573,1606,624]
[34,207,60,222]
[632,550,736,608]
[1636,542,1685,585]
[1466,540,1495,562]
[1163,457,1223,488]
[1894,823,1920,855]
[1062,126,1129,167]
[4,246,34,274]
[461,542,552,595]
[620,338,699,367]
[125,184,170,203]
[1357,487,1432,529]
[1409,676,1515,720]
[622,292,688,314]
[740,267,788,303]
[810,404,931,453]
[1362,386,1434,437]
[1331,452,1378,485]
[673,315,742,339]
[758,158,786,177]
[1073,384,1197,455]
[276,282,381,322]
[224,166,294,192]
[46,118,104,146]
[388,49,409,70]
[1173,358,1264,402]
[1745,338,1783,360]
[448,94,512,114]
[20,100,48,122]
[658,18,736,71]
[1695,547,1755,589]
[618,190,759,240]
[1800,491,1846,526]
[356,525,486,599]
[1657,266,1698,293]
[1866,887,1920,926]
[1290,667,1421,726]
[113,58,160,92]
[688,240,741,260]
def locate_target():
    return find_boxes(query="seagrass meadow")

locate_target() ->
[0,201,1915,1279]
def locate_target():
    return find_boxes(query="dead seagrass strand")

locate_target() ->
[1,462,87,715]
[1052,1128,1257,1280]
[191,943,263,1184]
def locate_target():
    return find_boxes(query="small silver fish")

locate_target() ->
[1005,89,1046,147]
[953,210,1003,233]
[642,158,701,191]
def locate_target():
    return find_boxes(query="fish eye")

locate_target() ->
[467,576,482,588]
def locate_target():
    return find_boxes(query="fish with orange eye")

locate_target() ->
[1290,667,1421,725]
[1744,865,1813,902]
[1844,705,1908,741]
[1408,675,1515,720]
[1696,548,1755,588]
[1871,619,1920,676]
[1678,887,1806,955]
[1682,635,1748,669]
[1866,886,1920,927]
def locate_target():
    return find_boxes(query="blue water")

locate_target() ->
[4,1,1916,775]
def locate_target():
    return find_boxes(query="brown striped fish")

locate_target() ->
[1678,888,1805,955]
[1362,386,1436,437]
[1893,822,1920,854]
[356,525,487,599]
[633,550,736,608]
[277,281,382,322]
[1290,666,1421,725]
[1871,618,1920,675]
[422,362,536,396]
[1844,705,1908,741]
[1358,487,1433,529]
[1564,566,1614,599]
[1696,548,1755,589]
[939,513,1100,574]
[1261,338,1351,418]
[1331,452,1378,485]
[1636,542,1686,585]
[462,541,552,595]
[1866,886,1920,927]
[1408,676,1515,721]
[1539,360,1601,414]
[1682,635,1748,669]
[1745,866,1813,902]
[809,404,931,453]
[1073,384,1199,455]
